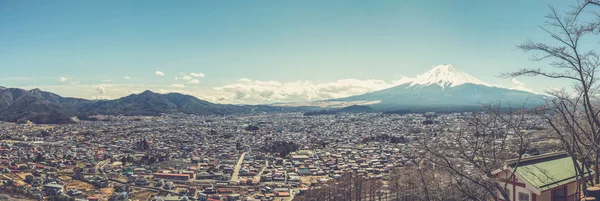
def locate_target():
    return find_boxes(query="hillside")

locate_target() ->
[0,87,310,124]
[0,88,82,124]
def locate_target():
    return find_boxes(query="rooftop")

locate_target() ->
[507,152,593,192]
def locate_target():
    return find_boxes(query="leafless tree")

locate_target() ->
[421,105,531,201]
[295,167,466,201]
[500,0,600,194]
[365,179,383,201]
[297,106,530,201]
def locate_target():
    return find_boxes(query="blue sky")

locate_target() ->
[0,0,577,103]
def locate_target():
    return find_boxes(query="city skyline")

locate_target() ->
[1,0,572,104]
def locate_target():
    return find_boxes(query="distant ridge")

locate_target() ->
[0,65,548,124]
[0,87,309,124]
[331,65,547,110]
[304,105,375,116]
[0,87,87,124]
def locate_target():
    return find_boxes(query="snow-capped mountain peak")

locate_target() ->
[327,64,546,110]
[408,64,491,88]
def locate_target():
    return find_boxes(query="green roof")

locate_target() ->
[509,153,593,192]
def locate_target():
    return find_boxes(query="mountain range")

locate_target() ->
[0,88,307,124]
[0,65,548,124]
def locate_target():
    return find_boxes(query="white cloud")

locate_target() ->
[91,96,111,100]
[214,78,404,104]
[157,89,188,94]
[173,72,206,82]
[70,81,80,85]
[95,84,109,94]
[25,78,403,104]
[175,75,193,81]
[23,84,202,101]
[509,78,536,93]
[190,73,205,77]
[510,78,524,86]
[391,76,413,86]
[124,76,133,80]
[155,71,165,76]
[170,84,186,88]
[187,79,200,84]
[59,77,68,83]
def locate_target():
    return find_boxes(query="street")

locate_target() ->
[230,152,247,183]
[253,160,269,181]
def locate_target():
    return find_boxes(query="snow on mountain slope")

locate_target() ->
[405,64,493,88]
[273,64,546,110]
[323,64,547,110]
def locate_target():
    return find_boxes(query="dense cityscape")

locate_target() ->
[0,112,557,201]
[5,0,600,201]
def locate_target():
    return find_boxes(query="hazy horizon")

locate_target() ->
[1,0,573,104]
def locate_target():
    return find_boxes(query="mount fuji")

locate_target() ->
[326,65,547,111]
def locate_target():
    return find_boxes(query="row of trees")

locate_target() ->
[261,140,301,157]
[0,184,44,201]
[134,139,151,151]
[294,165,483,201]
[121,153,172,166]
[294,107,531,201]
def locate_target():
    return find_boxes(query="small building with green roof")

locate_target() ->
[491,152,593,201]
